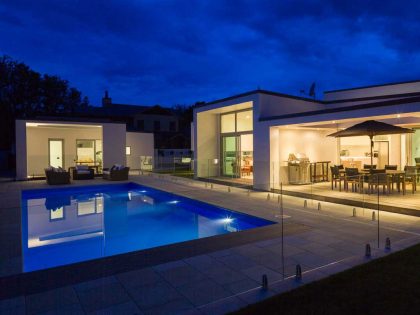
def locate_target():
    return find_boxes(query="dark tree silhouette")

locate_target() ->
[0,55,90,151]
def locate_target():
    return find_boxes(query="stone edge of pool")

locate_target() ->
[0,181,309,299]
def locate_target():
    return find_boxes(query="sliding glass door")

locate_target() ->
[222,136,239,177]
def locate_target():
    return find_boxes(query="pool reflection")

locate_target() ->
[22,184,272,272]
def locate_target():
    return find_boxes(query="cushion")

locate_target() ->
[76,170,91,174]
[76,165,89,170]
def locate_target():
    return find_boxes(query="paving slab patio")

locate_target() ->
[1,174,420,314]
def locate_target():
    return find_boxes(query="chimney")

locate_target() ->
[102,90,112,107]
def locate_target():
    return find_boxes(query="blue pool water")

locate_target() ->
[22,182,274,272]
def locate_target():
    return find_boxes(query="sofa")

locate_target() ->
[45,167,71,185]
[103,165,129,181]
[71,165,94,180]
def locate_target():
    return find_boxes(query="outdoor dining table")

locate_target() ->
[338,169,415,194]
[357,169,413,195]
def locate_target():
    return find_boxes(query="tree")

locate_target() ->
[0,55,90,150]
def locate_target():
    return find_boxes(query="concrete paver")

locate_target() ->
[2,174,420,314]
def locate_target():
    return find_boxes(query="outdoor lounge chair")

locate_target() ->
[45,168,71,185]
[71,165,94,180]
[103,165,129,181]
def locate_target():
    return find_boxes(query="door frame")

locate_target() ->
[48,138,64,168]
[373,140,390,168]
[221,135,240,177]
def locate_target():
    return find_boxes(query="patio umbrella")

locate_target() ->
[328,120,414,167]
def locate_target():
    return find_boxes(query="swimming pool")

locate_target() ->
[22,182,274,272]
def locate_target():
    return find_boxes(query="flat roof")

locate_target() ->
[324,79,420,94]
[197,87,420,112]
[196,89,322,108]
[16,117,126,125]
[259,95,420,122]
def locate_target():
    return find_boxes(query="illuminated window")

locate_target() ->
[221,113,235,133]
[236,110,253,132]
[126,146,131,155]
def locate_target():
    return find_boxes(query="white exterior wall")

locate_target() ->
[17,120,135,179]
[193,85,420,190]
[15,120,27,180]
[126,132,154,170]
[26,125,102,177]
[191,122,195,152]
[274,128,339,184]
[195,111,219,177]
[194,96,256,179]
[259,93,325,118]
[254,93,325,190]
[102,123,126,169]
[389,134,401,167]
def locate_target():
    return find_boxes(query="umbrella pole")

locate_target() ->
[370,135,373,167]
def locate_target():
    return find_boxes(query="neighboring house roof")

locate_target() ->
[77,104,176,117]
[141,106,174,116]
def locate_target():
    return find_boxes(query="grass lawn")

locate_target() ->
[232,243,420,315]
[153,168,194,178]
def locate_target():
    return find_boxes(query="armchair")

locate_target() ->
[103,165,129,181]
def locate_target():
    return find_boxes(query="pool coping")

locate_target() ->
[0,221,307,299]
[0,181,309,299]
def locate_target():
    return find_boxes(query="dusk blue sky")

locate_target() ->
[1,0,420,107]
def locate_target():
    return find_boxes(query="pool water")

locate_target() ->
[22,182,274,272]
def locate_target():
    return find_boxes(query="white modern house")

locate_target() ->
[15,119,154,180]
[192,80,420,190]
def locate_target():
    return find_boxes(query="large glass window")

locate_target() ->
[76,140,95,165]
[236,110,253,132]
[221,110,253,133]
[221,113,235,133]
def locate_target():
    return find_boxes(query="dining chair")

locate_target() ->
[330,166,344,191]
[404,166,417,194]
[363,164,377,170]
[368,172,390,194]
[344,168,361,192]
[385,165,398,170]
